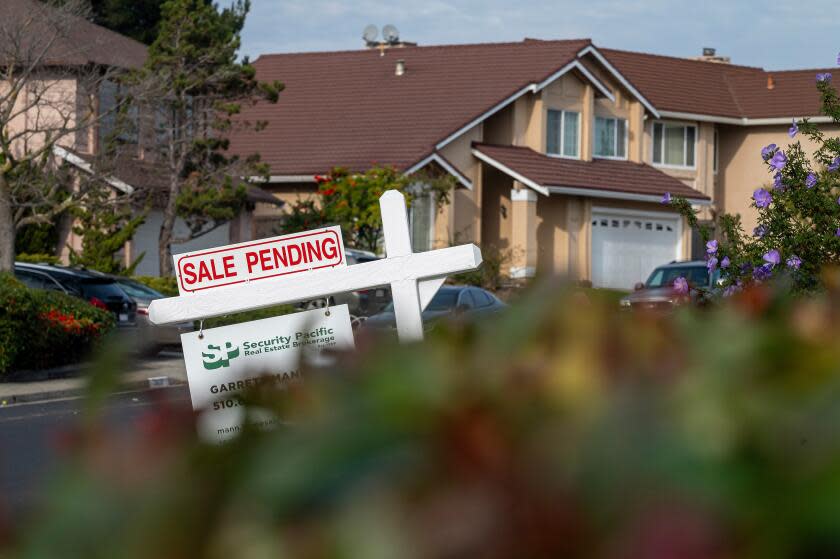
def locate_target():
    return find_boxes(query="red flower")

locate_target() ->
[322,188,336,196]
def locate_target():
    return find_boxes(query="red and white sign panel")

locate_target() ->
[174,226,345,295]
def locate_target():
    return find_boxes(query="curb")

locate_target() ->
[0,376,186,407]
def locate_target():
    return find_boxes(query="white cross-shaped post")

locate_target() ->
[148,190,482,343]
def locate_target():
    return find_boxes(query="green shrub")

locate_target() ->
[451,244,511,290]
[10,277,840,556]
[131,275,179,297]
[15,253,61,265]
[0,274,114,375]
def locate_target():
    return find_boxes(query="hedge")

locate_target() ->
[0,274,115,376]
[132,275,179,297]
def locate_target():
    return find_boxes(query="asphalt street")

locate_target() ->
[0,385,191,517]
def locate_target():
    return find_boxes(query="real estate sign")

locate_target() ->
[173,226,345,294]
[181,305,355,443]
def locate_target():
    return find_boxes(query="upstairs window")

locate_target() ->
[546,109,579,158]
[652,122,695,168]
[594,116,627,159]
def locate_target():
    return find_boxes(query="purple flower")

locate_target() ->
[753,188,772,208]
[721,256,730,268]
[836,227,840,237]
[763,249,781,267]
[837,196,840,205]
[789,119,798,138]
[806,172,817,188]
[753,225,767,238]
[706,239,718,254]
[707,257,718,272]
[673,276,688,295]
[770,150,787,170]
[723,285,739,297]
[786,255,802,270]
[773,172,784,190]
[761,143,777,160]
[829,157,840,172]
[661,192,671,204]
[753,264,773,282]
[817,73,833,82]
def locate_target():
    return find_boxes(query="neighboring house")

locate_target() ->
[6,0,278,276]
[229,39,836,289]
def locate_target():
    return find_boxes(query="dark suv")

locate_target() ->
[14,262,137,326]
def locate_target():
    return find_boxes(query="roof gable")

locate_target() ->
[231,39,593,176]
[599,48,831,121]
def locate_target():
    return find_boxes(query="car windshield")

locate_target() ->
[646,266,711,288]
[383,290,460,312]
[79,280,128,300]
[117,280,163,300]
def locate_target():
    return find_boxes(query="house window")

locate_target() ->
[546,109,579,158]
[652,122,695,168]
[594,116,627,159]
[409,190,434,252]
[713,129,719,173]
[98,80,138,149]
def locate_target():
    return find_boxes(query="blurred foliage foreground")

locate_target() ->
[4,275,840,559]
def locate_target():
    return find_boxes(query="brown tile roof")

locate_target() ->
[473,143,709,202]
[600,48,831,119]
[230,39,592,176]
[232,38,833,176]
[2,0,147,69]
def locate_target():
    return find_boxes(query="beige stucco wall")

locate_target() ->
[717,123,840,233]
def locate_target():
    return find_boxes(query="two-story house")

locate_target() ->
[229,38,836,289]
[5,0,279,275]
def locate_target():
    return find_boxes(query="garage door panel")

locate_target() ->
[591,211,679,289]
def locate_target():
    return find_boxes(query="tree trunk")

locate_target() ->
[0,173,16,272]
[158,178,180,277]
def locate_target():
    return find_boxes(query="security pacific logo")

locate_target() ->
[202,342,240,370]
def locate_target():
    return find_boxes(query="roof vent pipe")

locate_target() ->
[767,75,775,90]
[395,59,405,76]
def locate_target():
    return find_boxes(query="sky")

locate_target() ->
[240,0,839,70]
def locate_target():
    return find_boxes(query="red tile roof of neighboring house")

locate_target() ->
[3,0,147,69]
[230,39,592,176]
[600,48,832,119]
[472,143,710,202]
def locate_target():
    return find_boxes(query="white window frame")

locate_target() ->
[545,108,581,160]
[408,187,436,252]
[651,121,697,170]
[592,116,629,160]
[713,128,719,174]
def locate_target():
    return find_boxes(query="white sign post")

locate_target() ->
[149,190,482,343]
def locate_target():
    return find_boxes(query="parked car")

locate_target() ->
[13,262,137,326]
[110,277,194,355]
[364,285,506,331]
[299,248,392,317]
[619,260,720,311]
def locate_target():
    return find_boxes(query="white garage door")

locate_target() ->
[591,209,681,289]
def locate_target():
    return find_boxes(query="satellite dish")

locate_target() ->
[362,24,378,44]
[382,24,400,44]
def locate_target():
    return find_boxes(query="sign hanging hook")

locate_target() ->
[324,297,331,317]
[198,319,205,339]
